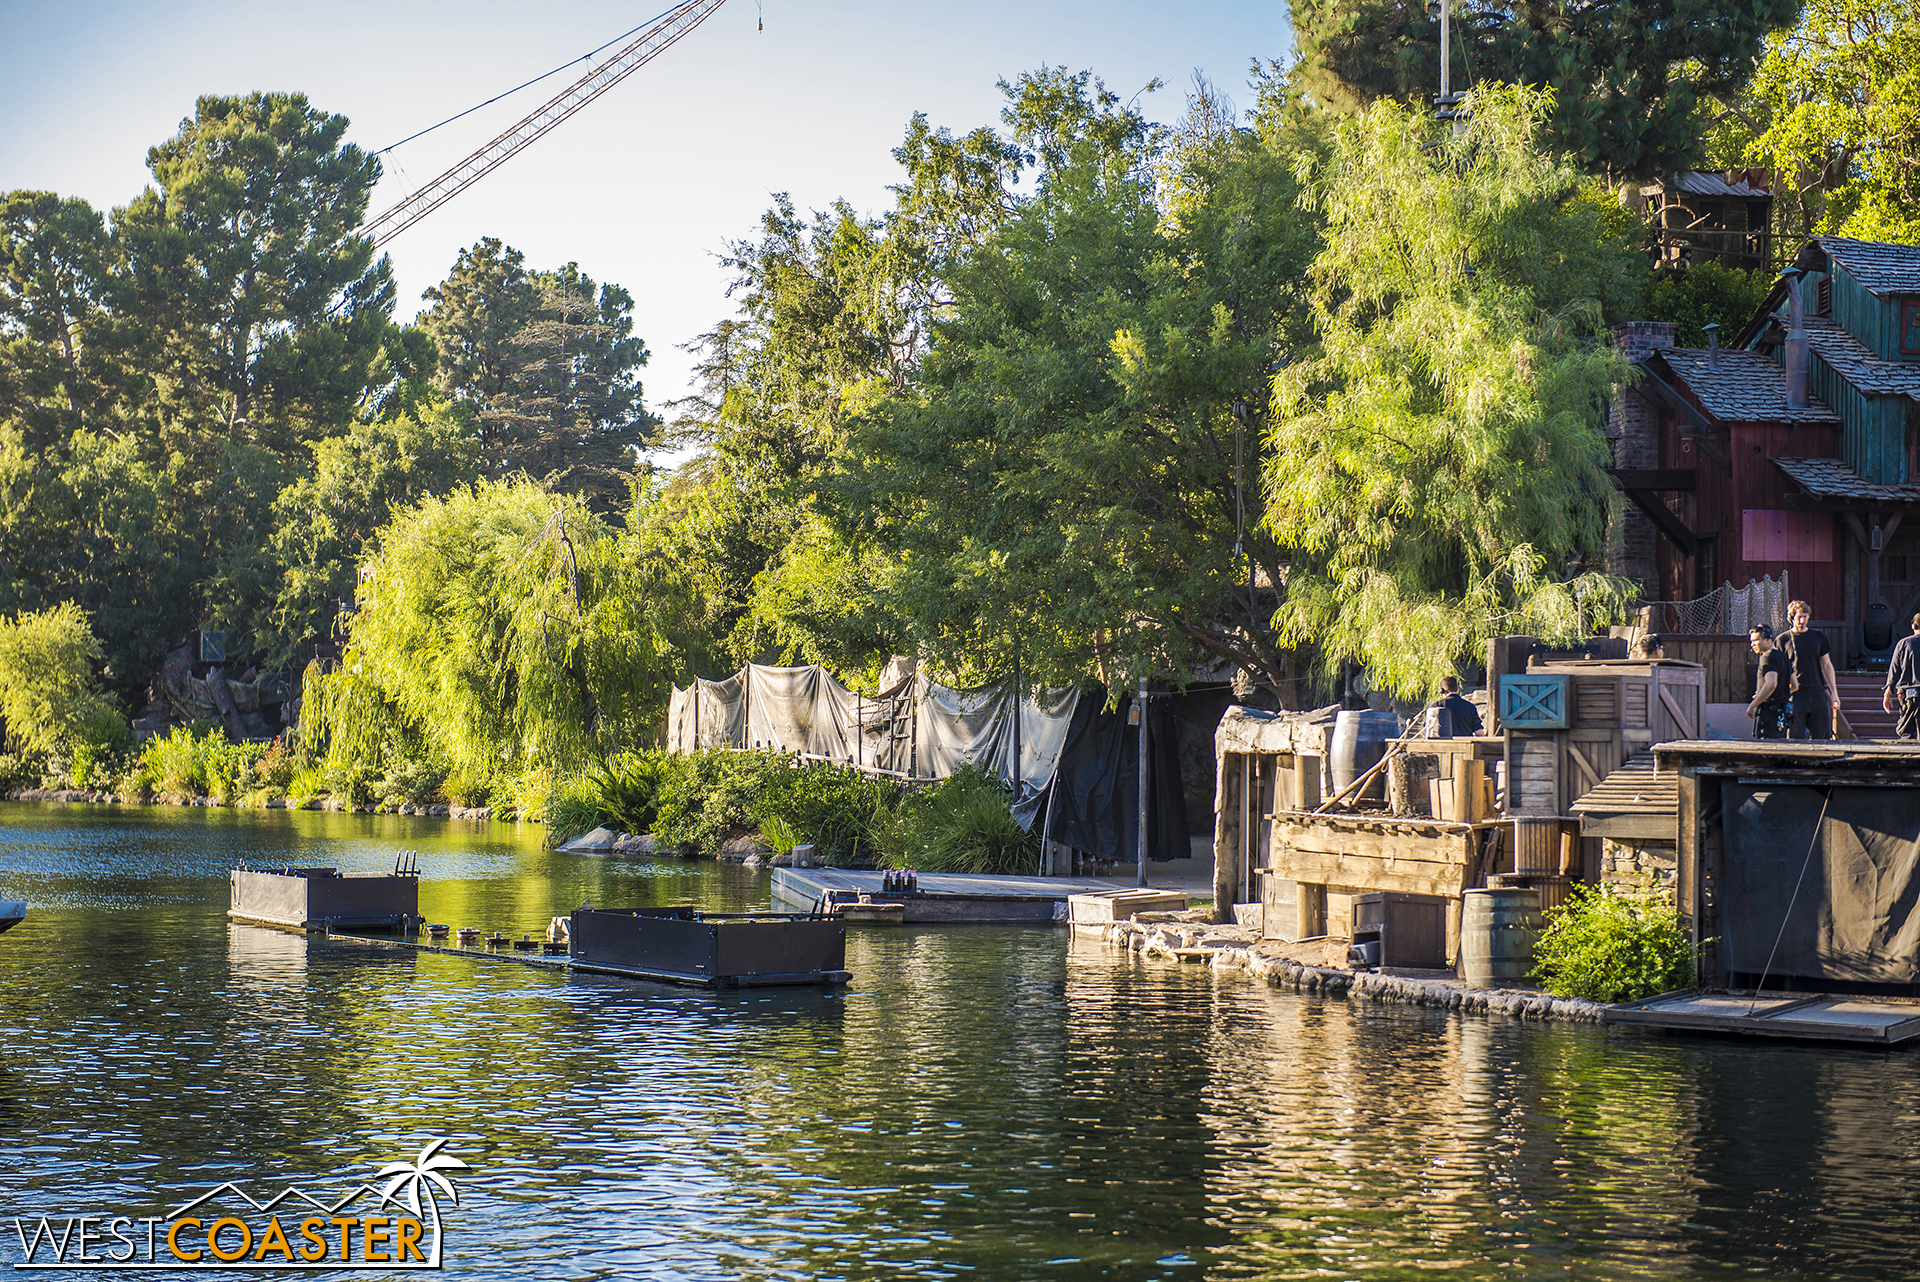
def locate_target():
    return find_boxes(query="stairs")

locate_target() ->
[1835,673,1899,739]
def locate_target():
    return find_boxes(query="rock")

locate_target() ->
[611,832,655,855]
[559,826,620,853]
[449,805,492,821]
[427,804,451,817]
[718,834,770,859]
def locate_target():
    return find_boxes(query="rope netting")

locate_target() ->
[1647,572,1789,636]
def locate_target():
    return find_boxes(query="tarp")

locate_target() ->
[665,663,1080,827]
[1035,691,1189,862]
[1722,783,1920,984]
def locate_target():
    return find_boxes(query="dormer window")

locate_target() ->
[1904,298,1920,355]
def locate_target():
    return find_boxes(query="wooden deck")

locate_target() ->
[771,868,1125,924]
[1605,990,1920,1045]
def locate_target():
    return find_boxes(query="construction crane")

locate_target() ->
[360,0,730,248]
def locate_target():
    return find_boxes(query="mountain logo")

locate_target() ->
[9,1139,469,1271]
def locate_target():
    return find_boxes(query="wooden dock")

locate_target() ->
[771,868,1133,924]
[1605,990,1920,1045]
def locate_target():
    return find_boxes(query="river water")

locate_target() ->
[2,802,1918,1280]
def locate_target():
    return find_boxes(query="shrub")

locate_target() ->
[1530,879,1698,1003]
[588,750,676,834]
[287,765,328,806]
[751,760,899,866]
[377,756,447,809]
[653,750,788,856]
[759,816,801,856]
[877,764,1038,875]
[545,776,607,847]
[142,728,209,801]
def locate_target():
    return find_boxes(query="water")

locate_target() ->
[3,802,1919,1279]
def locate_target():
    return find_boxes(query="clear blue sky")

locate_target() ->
[0,0,1290,440]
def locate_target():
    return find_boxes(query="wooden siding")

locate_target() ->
[1830,261,1920,364]
[1656,413,1843,617]
[1811,350,1909,484]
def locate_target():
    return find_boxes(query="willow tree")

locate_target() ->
[1265,87,1638,700]
[306,480,670,795]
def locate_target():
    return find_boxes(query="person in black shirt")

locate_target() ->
[1883,612,1920,739]
[1437,676,1483,736]
[1780,600,1839,739]
[1747,623,1791,740]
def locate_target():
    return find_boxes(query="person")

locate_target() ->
[1883,613,1920,740]
[1437,676,1483,736]
[1780,600,1840,739]
[1747,623,1791,740]
[1629,632,1666,660]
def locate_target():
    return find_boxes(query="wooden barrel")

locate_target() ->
[1331,710,1399,803]
[1459,887,1542,988]
[1512,818,1563,874]
[1489,872,1574,915]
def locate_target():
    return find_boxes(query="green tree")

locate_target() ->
[0,602,121,757]
[1288,0,1801,177]
[418,240,655,512]
[1739,0,1920,243]
[1264,87,1638,699]
[0,192,118,448]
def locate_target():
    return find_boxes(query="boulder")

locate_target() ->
[559,826,620,853]
[611,832,655,855]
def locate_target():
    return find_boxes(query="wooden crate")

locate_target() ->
[1505,660,1706,816]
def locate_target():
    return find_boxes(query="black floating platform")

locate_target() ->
[772,867,1121,924]
[1605,990,1920,1045]
[327,906,849,990]
[230,866,421,931]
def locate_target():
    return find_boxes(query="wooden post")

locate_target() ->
[1136,677,1148,888]
[1297,882,1327,938]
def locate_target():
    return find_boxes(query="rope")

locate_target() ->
[1745,785,1832,1014]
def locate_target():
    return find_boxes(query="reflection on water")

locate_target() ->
[2,801,1918,1279]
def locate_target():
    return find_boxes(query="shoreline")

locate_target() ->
[5,788,502,822]
[1095,912,1609,1023]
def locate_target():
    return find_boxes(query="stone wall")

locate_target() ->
[1607,322,1675,604]
[1601,837,1677,890]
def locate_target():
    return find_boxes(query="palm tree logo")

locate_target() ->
[375,1138,469,1267]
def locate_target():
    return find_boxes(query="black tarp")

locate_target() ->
[1038,691,1189,862]
[1722,782,1920,984]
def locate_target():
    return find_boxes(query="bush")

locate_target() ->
[377,756,447,809]
[1530,879,1698,1003]
[876,764,1038,875]
[589,750,676,834]
[653,750,789,856]
[751,760,899,866]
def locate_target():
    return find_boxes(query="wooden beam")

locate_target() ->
[1606,468,1698,491]
[1619,487,1699,557]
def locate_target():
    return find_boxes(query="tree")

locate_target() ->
[1738,0,1920,243]
[418,240,655,512]
[0,602,121,757]
[1264,86,1638,699]
[0,192,118,448]
[1288,0,1801,177]
[810,71,1322,693]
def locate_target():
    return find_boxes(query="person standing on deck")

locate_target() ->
[1781,601,1840,739]
[1883,613,1920,740]
[1437,676,1483,736]
[1747,624,1791,740]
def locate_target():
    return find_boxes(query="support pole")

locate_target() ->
[1137,677,1148,888]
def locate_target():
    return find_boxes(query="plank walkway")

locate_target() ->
[1605,990,1920,1045]
[772,868,1130,924]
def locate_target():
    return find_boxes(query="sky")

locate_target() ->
[0,0,1290,452]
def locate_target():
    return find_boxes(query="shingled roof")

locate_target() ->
[1653,347,1840,424]
[1806,317,1920,398]
[1773,456,1920,505]
[1819,237,1920,298]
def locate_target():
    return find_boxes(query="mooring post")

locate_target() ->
[1137,676,1148,888]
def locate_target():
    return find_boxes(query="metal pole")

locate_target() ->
[1440,0,1450,103]
[1136,676,1148,888]
[1011,654,1022,802]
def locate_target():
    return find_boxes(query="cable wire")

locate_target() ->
[1745,784,1832,1014]
[371,3,683,157]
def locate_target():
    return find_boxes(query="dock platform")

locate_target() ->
[772,868,1143,924]
[1605,990,1920,1045]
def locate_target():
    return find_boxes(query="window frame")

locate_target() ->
[1902,298,1920,356]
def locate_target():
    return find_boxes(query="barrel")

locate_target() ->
[1488,872,1573,915]
[1459,887,1542,988]
[1512,818,1564,874]
[1330,710,1399,804]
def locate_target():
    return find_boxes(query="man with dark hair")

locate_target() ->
[1438,676,1483,736]
[1780,601,1839,739]
[1747,624,1791,740]
[1883,612,1920,740]
[1629,632,1665,660]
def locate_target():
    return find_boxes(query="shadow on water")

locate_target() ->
[1,802,1918,1278]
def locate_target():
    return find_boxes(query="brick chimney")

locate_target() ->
[1606,322,1675,604]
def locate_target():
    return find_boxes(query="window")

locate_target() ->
[1888,556,1912,583]
[1693,534,1719,598]
[1903,298,1920,355]
[1818,275,1832,316]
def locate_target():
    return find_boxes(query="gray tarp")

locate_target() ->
[1722,783,1920,984]
[666,664,1080,827]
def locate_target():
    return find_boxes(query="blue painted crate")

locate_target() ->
[1500,674,1570,729]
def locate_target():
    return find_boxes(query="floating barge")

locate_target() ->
[229,857,421,931]
[567,906,847,987]
[771,868,1127,924]
[1606,991,1920,1046]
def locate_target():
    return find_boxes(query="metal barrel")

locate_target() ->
[1459,887,1542,988]
[1330,710,1399,803]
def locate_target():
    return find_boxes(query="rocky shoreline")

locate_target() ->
[6,788,498,820]
[1097,911,1609,1023]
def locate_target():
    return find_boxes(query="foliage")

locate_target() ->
[545,777,607,847]
[873,765,1037,875]
[652,749,789,856]
[419,238,656,513]
[758,816,801,856]
[1736,0,1920,244]
[750,760,900,865]
[140,726,264,804]
[1641,260,1775,348]
[1287,0,1799,177]
[1264,87,1640,700]
[0,603,121,758]
[586,749,675,834]
[1530,879,1698,1002]
[305,479,673,796]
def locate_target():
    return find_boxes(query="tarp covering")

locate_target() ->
[1038,691,1189,862]
[1722,783,1920,984]
[666,664,1080,824]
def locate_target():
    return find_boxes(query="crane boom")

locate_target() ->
[360,0,729,248]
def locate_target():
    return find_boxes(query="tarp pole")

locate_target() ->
[1137,676,1148,888]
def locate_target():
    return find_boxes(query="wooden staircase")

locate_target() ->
[1836,672,1899,739]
